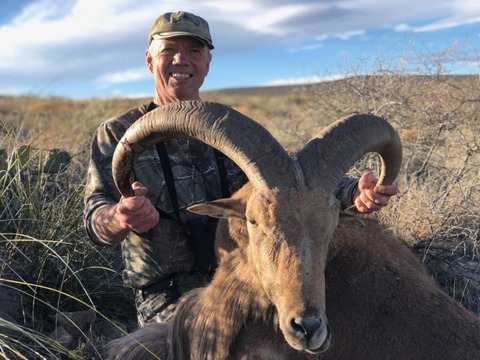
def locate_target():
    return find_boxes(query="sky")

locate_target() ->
[0,0,479,99]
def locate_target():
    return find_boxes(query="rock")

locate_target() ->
[49,309,96,335]
[48,326,74,348]
[43,149,70,173]
[97,319,128,341]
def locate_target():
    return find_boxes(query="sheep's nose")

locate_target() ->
[290,317,322,339]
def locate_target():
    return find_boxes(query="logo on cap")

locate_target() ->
[171,11,199,26]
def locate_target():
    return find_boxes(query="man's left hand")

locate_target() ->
[353,172,398,213]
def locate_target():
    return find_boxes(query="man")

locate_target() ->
[84,11,397,327]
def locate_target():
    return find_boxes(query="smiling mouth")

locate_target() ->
[170,73,192,79]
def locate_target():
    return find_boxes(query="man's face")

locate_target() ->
[146,36,211,104]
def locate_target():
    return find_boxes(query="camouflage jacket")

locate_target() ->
[84,102,358,289]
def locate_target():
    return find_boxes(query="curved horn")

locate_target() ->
[112,101,296,197]
[296,114,402,193]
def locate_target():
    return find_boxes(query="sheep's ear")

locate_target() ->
[188,199,246,219]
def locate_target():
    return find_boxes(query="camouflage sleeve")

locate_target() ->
[84,121,123,246]
[334,177,359,211]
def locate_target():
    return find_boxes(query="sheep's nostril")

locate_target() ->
[290,317,322,339]
[290,317,304,334]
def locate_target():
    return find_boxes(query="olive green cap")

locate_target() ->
[148,11,214,49]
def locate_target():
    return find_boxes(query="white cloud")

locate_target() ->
[462,61,480,67]
[334,30,366,40]
[204,1,322,37]
[288,29,365,53]
[288,42,323,53]
[98,67,150,84]
[395,16,480,33]
[244,4,310,36]
[314,34,329,42]
[1,0,156,65]
[262,74,346,87]
[301,43,323,51]
[394,23,410,32]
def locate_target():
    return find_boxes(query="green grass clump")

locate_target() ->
[0,113,136,358]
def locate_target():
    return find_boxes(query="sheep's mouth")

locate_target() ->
[284,318,331,354]
[306,324,331,354]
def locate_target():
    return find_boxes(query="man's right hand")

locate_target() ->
[116,181,160,233]
[93,181,160,244]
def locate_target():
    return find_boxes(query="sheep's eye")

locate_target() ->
[248,219,258,227]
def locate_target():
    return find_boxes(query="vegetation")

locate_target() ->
[1,41,479,358]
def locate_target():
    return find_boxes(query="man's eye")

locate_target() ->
[189,49,202,56]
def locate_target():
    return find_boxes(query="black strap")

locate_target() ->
[154,141,231,278]
[155,142,231,225]
[214,149,230,199]
[153,206,178,222]
[155,142,182,223]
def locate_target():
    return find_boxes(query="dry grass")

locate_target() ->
[1,40,479,358]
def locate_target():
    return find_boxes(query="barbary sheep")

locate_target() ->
[108,101,480,360]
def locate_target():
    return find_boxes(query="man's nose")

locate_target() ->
[172,52,189,65]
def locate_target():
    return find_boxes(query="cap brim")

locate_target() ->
[152,32,214,49]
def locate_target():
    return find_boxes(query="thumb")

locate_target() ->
[358,172,377,190]
[132,181,148,197]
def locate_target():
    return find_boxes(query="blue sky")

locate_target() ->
[1,0,479,99]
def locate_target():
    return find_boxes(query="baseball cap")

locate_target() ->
[148,11,214,49]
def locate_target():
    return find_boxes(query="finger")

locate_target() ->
[354,197,373,214]
[362,188,391,207]
[371,193,390,207]
[119,194,147,212]
[352,176,375,206]
[132,181,145,189]
[359,193,382,211]
[124,208,154,229]
[358,172,378,190]
[357,185,380,205]
[130,208,160,233]
[127,197,156,216]
[374,184,399,196]
[132,182,148,197]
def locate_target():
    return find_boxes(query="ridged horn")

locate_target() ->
[296,114,402,193]
[112,101,296,197]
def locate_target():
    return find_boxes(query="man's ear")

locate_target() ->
[205,50,211,76]
[188,198,245,219]
[146,50,154,73]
